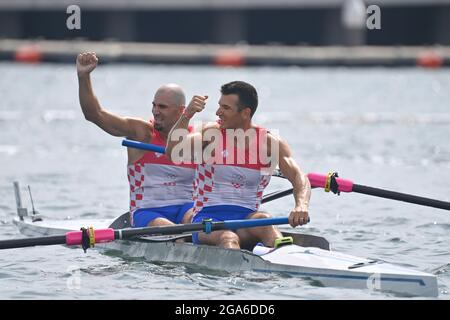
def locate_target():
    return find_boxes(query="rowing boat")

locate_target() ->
[10,182,439,297]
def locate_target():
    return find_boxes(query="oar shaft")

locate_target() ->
[353,184,450,211]
[221,217,288,229]
[124,141,450,211]
[0,235,66,250]
[307,172,450,211]
[262,188,293,203]
[120,217,290,239]
[122,139,165,153]
[0,217,291,250]
[117,223,205,239]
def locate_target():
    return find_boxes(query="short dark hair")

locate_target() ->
[220,81,258,117]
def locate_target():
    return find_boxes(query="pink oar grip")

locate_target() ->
[65,228,115,246]
[307,173,354,193]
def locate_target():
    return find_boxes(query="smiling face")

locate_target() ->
[152,86,185,133]
[217,81,258,130]
[216,94,251,129]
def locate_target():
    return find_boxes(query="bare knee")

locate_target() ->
[181,209,193,224]
[246,212,282,247]
[199,231,240,249]
[148,218,174,227]
[218,231,240,249]
[249,212,271,219]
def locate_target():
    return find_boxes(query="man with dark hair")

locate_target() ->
[166,81,311,249]
[77,52,195,228]
[220,81,258,117]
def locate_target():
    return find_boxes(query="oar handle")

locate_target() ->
[65,228,115,245]
[307,173,354,192]
[122,139,166,154]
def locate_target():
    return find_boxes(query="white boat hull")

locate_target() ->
[12,217,439,297]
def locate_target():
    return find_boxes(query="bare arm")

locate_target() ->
[77,52,151,142]
[166,95,208,162]
[276,136,311,227]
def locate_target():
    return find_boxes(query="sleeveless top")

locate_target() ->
[127,122,195,224]
[192,126,272,214]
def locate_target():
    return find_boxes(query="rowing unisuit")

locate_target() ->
[128,122,195,226]
[192,126,272,223]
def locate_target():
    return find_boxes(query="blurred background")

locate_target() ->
[1,0,450,66]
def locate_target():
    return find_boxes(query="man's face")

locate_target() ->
[152,91,182,132]
[216,94,247,129]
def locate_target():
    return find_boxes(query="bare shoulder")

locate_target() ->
[265,131,293,157]
[201,121,220,133]
[124,116,153,141]
[266,130,285,145]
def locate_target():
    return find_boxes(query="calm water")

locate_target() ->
[0,62,449,300]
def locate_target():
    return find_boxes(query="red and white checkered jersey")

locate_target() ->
[127,122,195,223]
[193,126,272,214]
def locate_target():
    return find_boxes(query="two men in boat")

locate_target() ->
[77,52,195,228]
[77,52,311,250]
[166,81,311,249]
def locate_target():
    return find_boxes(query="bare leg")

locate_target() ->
[197,230,241,249]
[147,218,188,243]
[236,212,283,249]
[148,217,174,227]
[178,209,194,243]
[181,208,194,224]
[146,207,194,227]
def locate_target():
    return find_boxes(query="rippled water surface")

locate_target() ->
[0,62,449,299]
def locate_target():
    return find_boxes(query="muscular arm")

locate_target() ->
[77,52,151,142]
[276,136,311,227]
[166,95,207,162]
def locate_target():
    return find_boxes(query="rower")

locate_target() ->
[76,52,195,228]
[166,81,311,249]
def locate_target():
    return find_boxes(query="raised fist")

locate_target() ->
[76,52,98,76]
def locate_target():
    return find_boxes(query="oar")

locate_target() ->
[122,139,165,154]
[121,138,295,185]
[122,139,450,210]
[262,189,294,203]
[0,217,289,251]
[108,186,300,229]
[264,173,450,211]
[307,173,450,211]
